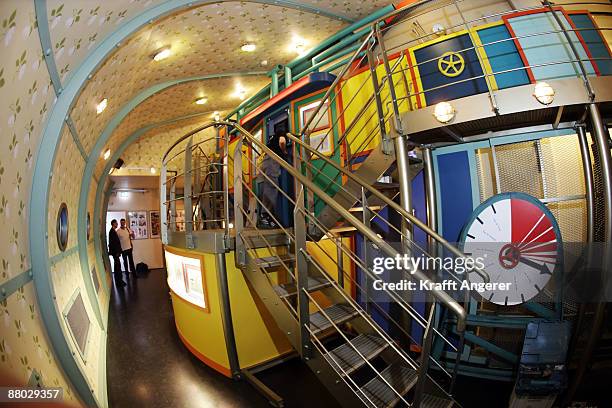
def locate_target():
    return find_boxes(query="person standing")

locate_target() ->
[117,218,138,278]
[108,220,126,287]
[257,130,288,229]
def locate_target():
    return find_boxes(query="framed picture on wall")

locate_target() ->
[127,211,148,239]
[149,210,160,238]
[300,101,331,132]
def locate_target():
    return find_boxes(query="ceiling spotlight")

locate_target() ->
[103,149,111,160]
[150,167,156,174]
[260,59,268,66]
[153,47,172,61]
[213,111,221,121]
[290,36,308,56]
[241,43,256,52]
[96,98,108,114]
[195,97,208,105]
[234,87,247,100]
[432,24,446,36]
[433,101,456,123]
[533,81,555,105]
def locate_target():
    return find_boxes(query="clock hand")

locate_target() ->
[518,256,553,275]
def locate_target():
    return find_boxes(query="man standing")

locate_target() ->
[257,130,288,229]
[108,219,126,287]
[117,218,138,278]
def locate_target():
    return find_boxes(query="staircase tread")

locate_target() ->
[273,275,330,298]
[421,393,453,408]
[254,255,295,269]
[359,361,417,408]
[326,334,389,376]
[310,304,360,334]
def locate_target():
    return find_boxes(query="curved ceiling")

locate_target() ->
[50,0,395,175]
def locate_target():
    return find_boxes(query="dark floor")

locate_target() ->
[107,268,340,408]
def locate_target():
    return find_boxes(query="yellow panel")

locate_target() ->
[168,249,230,376]
[225,253,294,369]
[307,237,354,298]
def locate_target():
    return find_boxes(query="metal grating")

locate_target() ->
[325,334,388,376]
[421,393,454,408]
[495,140,544,198]
[475,147,496,202]
[360,362,417,408]
[310,304,359,334]
[65,292,91,357]
[273,275,330,298]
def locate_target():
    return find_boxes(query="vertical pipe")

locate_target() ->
[588,103,612,244]
[374,23,412,244]
[216,252,240,377]
[170,179,176,232]
[423,147,438,254]
[361,186,372,314]
[284,65,292,89]
[184,137,194,248]
[233,136,245,266]
[194,151,201,231]
[577,125,595,244]
[336,236,344,288]
[160,164,168,244]
[270,67,280,98]
[366,48,389,151]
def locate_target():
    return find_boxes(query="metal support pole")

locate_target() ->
[589,103,612,244]
[216,253,240,377]
[284,65,292,89]
[194,151,201,231]
[413,303,436,407]
[160,164,168,244]
[336,236,344,289]
[374,23,413,244]
[170,179,176,232]
[294,169,311,358]
[423,147,438,255]
[270,66,280,98]
[184,137,194,248]
[577,125,595,244]
[361,186,372,314]
[233,136,245,266]
[366,47,392,154]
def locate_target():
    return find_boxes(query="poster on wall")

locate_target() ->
[299,100,333,156]
[128,211,148,239]
[149,210,160,238]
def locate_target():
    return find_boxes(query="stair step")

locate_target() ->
[360,361,417,408]
[254,255,295,270]
[421,393,453,408]
[273,276,330,298]
[310,304,360,335]
[325,334,389,376]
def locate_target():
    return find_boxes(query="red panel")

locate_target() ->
[511,198,555,244]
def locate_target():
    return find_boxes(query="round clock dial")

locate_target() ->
[461,192,562,306]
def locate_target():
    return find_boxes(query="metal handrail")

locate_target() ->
[221,121,470,332]
[285,131,490,284]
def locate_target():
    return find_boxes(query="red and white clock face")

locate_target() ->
[462,193,562,306]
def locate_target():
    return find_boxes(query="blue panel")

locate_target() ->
[569,13,612,76]
[478,24,530,89]
[508,12,595,80]
[414,34,488,104]
[437,151,474,242]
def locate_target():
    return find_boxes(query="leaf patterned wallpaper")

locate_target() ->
[0,1,80,403]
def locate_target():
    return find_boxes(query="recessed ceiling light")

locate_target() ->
[150,167,156,174]
[260,59,268,66]
[213,111,220,121]
[103,149,111,160]
[96,98,108,114]
[290,36,308,56]
[241,43,256,52]
[195,97,208,105]
[233,86,246,100]
[153,47,172,61]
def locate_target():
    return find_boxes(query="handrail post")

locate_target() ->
[160,164,168,244]
[361,186,372,314]
[414,302,436,407]
[184,137,194,249]
[233,133,246,266]
[423,147,438,257]
[294,146,311,359]
[366,46,393,155]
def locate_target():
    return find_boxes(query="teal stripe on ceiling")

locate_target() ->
[34,0,62,94]
[65,117,88,161]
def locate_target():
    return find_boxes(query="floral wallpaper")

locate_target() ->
[69,1,348,158]
[112,116,218,176]
[0,0,79,401]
